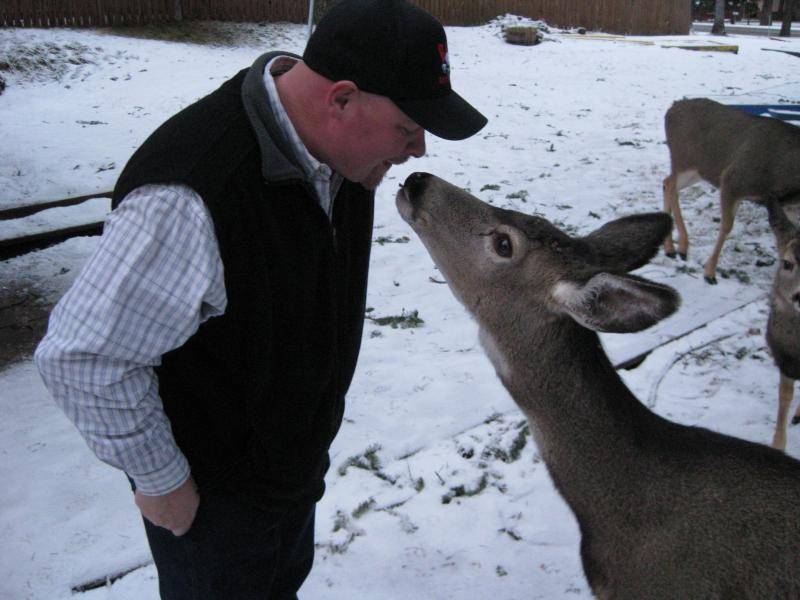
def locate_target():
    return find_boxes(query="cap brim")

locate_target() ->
[395,91,487,141]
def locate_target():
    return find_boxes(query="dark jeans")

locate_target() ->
[141,489,315,600]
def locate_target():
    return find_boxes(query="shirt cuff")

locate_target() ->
[130,450,192,496]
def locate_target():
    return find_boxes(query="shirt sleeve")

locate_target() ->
[34,183,227,495]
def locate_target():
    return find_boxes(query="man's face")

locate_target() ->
[334,92,426,190]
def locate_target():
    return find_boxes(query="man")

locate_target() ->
[35,0,486,598]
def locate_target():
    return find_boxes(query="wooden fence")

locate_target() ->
[1,0,690,34]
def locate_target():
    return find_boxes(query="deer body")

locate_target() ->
[662,98,800,283]
[398,172,800,598]
[495,311,800,599]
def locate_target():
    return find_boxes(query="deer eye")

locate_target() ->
[783,260,793,271]
[493,233,513,258]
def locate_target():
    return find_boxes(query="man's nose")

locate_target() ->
[407,129,426,158]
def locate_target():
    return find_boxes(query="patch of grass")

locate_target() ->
[352,498,376,519]
[323,510,364,554]
[717,268,751,284]
[482,422,530,463]
[506,190,529,202]
[481,184,501,192]
[675,264,698,275]
[499,527,522,541]
[337,444,397,484]
[441,473,489,504]
[458,444,475,459]
[338,444,382,476]
[552,219,578,236]
[483,412,503,425]
[507,423,530,462]
[0,40,99,82]
[373,235,410,245]
[366,309,424,329]
[102,20,291,47]
[332,509,349,532]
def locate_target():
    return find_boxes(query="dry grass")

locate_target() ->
[102,20,297,48]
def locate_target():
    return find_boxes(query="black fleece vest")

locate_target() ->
[112,62,374,507]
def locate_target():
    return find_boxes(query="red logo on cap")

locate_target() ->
[437,43,450,86]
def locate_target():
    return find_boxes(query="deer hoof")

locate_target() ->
[704,275,718,285]
[665,250,677,259]
[792,415,800,426]
[678,252,687,261]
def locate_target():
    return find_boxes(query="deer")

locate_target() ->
[397,171,800,599]
[765,197,800,451]
[662,97,800,284]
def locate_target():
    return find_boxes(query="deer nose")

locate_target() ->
[402,172,433,198]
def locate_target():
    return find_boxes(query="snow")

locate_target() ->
[1,19,799,600]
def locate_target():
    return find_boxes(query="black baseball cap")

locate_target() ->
[303,0,487,141]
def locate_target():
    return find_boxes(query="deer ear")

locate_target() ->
[582,212,672,273]
[552,273,680,333]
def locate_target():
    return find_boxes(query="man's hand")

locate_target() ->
[135,475,200,536]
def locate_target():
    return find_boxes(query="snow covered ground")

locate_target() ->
[2,17,800,600]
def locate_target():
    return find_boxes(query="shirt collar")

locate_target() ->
[262,56,335,186]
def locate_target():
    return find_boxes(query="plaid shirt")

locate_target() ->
[35,56,340,495]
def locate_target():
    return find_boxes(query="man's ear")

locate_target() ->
[327,81,358,117]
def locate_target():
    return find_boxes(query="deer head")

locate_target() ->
[767,198,800,315]
[396,172,679,335]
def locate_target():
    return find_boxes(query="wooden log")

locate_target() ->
[0,191,112,221]
[0,222,104,261]
[661,44,739,53]
[504,25,541,46]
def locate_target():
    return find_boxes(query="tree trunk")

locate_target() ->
[760,0,773,26]
[174,0,183,22]
[712,0,727,33]
[780,0,795,35]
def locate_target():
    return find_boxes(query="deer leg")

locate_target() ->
[703,187,739,285]
[671,181,690,261]
[663,175,678,258]
[665,170,695,261]
[772,373,794,451]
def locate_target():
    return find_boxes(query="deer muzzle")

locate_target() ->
[396,172,434,224]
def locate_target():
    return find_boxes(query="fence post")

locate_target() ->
[307,0,315,38]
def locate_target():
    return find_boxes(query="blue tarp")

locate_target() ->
[729,104,800,121]
[706,82,800,123]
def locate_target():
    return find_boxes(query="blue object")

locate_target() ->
[730,104,800,122]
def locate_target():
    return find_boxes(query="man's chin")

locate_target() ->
[360,164,391,191]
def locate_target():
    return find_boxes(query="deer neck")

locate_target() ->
[478,313,656,515]
[767,298,800,379]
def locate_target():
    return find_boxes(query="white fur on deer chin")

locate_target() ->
[479,327,511,381]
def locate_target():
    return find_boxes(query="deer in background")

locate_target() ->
[765,197,800,450]
[397,172,800,599]
[662,97,800,283]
